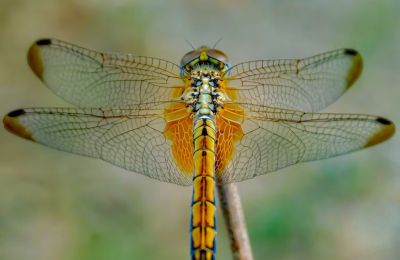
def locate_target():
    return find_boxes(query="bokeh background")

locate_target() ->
[0,0,399,259]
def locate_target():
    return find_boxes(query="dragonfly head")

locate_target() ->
[180,46,230,76]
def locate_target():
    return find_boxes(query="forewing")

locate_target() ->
[28,39,183,107]
[3,107,192,186]
[225,49,362,112]
[220,107,395,183]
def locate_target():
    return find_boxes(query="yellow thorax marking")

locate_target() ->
[200,51,208,61]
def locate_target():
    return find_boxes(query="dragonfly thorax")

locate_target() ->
[179,46,230,115]
[181,69,228,115]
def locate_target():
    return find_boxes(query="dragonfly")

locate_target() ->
[3,39,395,260]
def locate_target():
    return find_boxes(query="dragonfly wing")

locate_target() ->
[28,39,183,107]
[220,107,395,183]
[226,49,362,112]
[3,107,192,186]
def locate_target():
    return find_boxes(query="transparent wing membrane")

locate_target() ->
[225,49,362,112]
[4,39,395,186]
[28,39,183,107]
[4,106,394,185]
[220,106,394,183]
[4,107,192,185]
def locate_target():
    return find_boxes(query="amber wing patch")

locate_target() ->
[215,104,244,176]
[164,103,194,175]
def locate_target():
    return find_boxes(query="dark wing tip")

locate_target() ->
[3,109,34,141]
[365,117,395,147]
[376,117,393,125]
[344,48,358,56]
[36,39,52,46]
[7,109,26,118]
[345,49,363,88]
[28,41,45,80]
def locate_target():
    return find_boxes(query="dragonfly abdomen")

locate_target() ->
[191,115,217,260]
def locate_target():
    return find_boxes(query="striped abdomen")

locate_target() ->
[191,116,217,260]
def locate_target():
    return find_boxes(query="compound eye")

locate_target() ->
[206,49,229,65]
[180,50,200,67]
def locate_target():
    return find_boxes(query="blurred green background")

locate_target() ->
[0,0,399,259]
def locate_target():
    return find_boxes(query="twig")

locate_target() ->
[217,182,254,260]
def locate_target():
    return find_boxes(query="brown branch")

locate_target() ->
[217,182,254,260]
